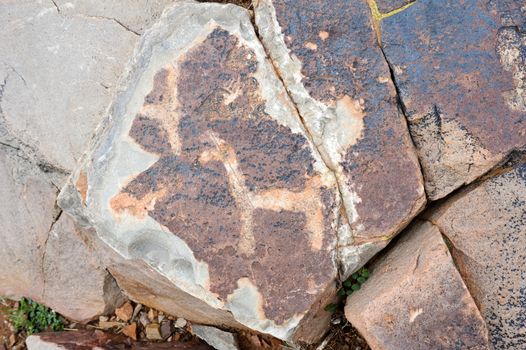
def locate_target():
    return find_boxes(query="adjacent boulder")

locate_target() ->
[428,153,526,349]
[0,0,174,321]
[0,145,123,321]
[255,0,426,276]
[380,0,526,199]
[25,331,213,350]
[345,221,490,350]
[59,1,341,342]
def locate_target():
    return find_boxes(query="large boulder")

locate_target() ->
[0,146,123,321]
[345,221,490,350]
[254,0,426,276]
[379,0,526,199]
[427,153,526,349]
[59,1,343,342]
[0,0,171,321]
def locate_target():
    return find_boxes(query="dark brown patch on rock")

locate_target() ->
[381,0,526,199]
[111,28,337,323]
[271,0,423,239]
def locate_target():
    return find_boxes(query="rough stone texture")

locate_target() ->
[0,139,124,321]
[0,0,174,322]
[192,325,239,350]
[428,154,526,349]
[54,0,176,35]
[345,221,490,350]
[59,1,341,342]
[25,331,213,350]
[254,0,426,277]
[0,0,175,171]
[380,0,526,200]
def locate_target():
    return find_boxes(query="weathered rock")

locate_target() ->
[255,0,426,276]
[59,1,341,342]
[25,330,213,350]
[145,323,163,341]
[0,0,173,321]
[379,0,526,199]
[192,325,239,350]
[345,221,490,350]
[0,145,123,321]
[115,301,134,322]
[54,0,175,35]
[428,154,526,349]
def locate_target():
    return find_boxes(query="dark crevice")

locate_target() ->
[249,4,356,265]
[40,203,63,300]
[376,43,429,202]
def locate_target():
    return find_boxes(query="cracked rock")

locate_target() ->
[380,0,526,200]
[345,221,490,350]
[427,153,526,349]
[0,0,173,172]
[59,1,342,343]
[0,146,124,321]
[254,0,426,276]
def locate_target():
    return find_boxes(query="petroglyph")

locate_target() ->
[107,27,337,324]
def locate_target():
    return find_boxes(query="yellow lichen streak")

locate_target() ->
[366,0,416,44]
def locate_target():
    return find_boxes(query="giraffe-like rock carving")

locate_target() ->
[109,27,339,328]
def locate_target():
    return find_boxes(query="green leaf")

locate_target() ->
[351,273,358,280]
[324,303,337,312]
[337,288,346,297]
[351,284,361,291]
[361,269,369,278]
[343,279,352,288]
[357,276,366,284]
[346,290,353,296]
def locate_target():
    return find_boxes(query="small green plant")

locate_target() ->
[324,267,370,312]
[9,298,64,335]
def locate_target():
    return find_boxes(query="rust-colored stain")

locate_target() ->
[110,28,336,323]
[75,171,88,204]
[272,0,423,239]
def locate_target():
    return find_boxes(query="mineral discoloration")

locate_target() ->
[345,221,490,349]
[110,28,337,325]
[75,171,88,204]
[255,0,425,243]
[381,0,526,199]
[374,0,414,14]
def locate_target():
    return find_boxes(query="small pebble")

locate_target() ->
[139,312,151,327]
[148,308,156,322]
[115,302,133,322]
[174,317,187,328]
[122,323,137,341]
[131,303,142,321]
[145,323,163,341]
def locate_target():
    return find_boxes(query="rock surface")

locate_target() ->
[255,0,426,276]
[25,331,213,350]
[59,1,341,342]
[380,0,526,199]
[0,144,123,321]
[345,221,490,350]
[192,325,239,350]
[428,153,526,349]
[0,0,171,322]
